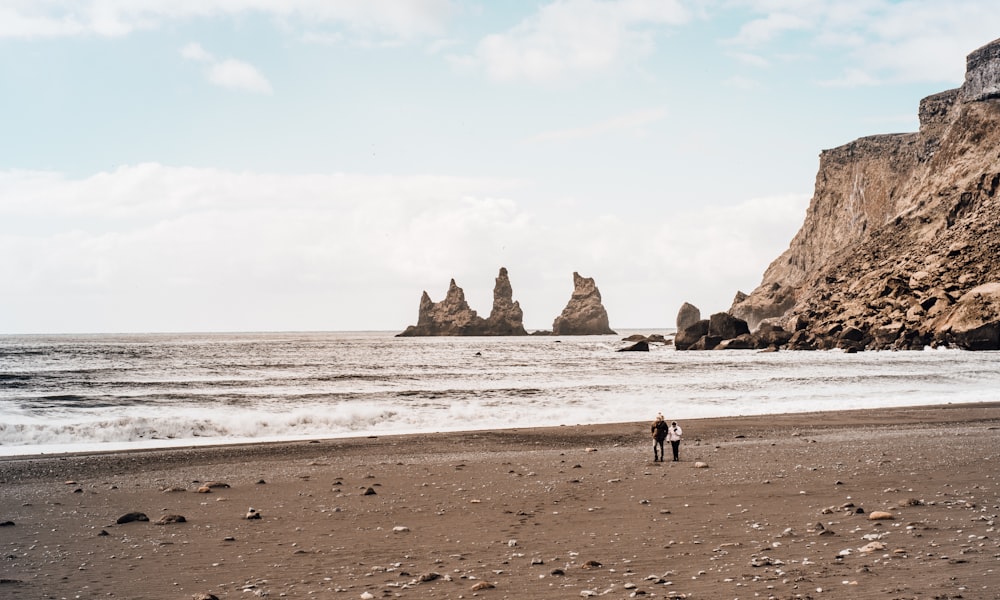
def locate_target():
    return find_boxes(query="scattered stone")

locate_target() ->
[419,572,441,582]
[393,526,410,533]
[196,486,212,493]
[858,541,886,553]
[191,594,219,600]
[116,512,149,524]
[154,514,186,525]
[470,581,495,591]
[581,560,602,569]
[363,487,377,496]
[868,511,895,520]
[899,498,924,506]
[693,462,709,469]
[245,507,261,520]
[360,593,375,600]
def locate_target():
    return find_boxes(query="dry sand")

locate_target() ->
[1,403,999,600]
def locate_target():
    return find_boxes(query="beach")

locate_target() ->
[1,403,998,600]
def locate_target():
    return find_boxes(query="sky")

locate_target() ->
[1,1,998,334]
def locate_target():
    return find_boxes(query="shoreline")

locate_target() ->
[1,402,998,599]
[2,401,998,474]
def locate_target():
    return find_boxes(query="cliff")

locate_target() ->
[552,272,617,335]
[397,267,527,336]
[728,37,1000,351]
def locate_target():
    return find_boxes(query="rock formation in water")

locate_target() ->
[551,272,616,335]
[397,267,527,336]
[675,302,702,332]
[686,37,1000,351]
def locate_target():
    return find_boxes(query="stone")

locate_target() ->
[116,512,149,524]
[617,340,649,352]
[245,508,261,520]
[868,511,895,520]
[693,462,709,468]
[154,514,186,525]
[398,267,528,336]
[192,594,220,600]
[552,272,616,335]
[674,319,708,351]
[709,312,750,340]
[471,581,495,590]
[676,302,701,332]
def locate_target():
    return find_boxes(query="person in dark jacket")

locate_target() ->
[651,413,668,462]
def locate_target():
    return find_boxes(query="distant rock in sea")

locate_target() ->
[551,272,616,336]
[397,267,528,337]
[681,37,1000,351]
[676,302,701,332]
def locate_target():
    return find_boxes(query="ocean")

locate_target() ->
[1,331,997,457]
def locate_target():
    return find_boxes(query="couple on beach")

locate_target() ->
[651,413,682,462]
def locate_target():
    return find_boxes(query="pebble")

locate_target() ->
[154,514,186,525]
[868,511,895,520]
[116,512,149,524]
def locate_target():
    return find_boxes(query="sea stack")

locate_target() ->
[724,37,1000,351]
[397,268,527,336]
[551,272,616,335]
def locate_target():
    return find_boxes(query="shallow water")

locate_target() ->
[1,331,996,455]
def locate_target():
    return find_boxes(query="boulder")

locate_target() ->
[617,340,649,352]
[676,302,701,332]
[551,272,616,335]
[674,320,708,351]
[709,312,750,340]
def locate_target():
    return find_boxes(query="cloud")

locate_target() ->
[457,0,690,83]
[180,43,272,94]
[724,0,1000,86]
[179,41,213,62]
[0,0,453,40]
[0,165,809,333]
[527,107,667,143]
[207,59,273,94]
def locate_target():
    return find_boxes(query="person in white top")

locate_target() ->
[666,421,683,461]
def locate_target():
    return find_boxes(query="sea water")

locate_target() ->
[1,331,997,456]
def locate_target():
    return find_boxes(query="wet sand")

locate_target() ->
[1,402,999,599]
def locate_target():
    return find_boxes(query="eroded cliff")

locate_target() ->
[728,37,1000,351]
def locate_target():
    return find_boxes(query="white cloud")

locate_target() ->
[724,0,1000,86]
[179,41,213,62]
[727,51,770,68]
[459,0,690,83]
[527,107,667,143]
[180,43,272,94]
[726,12,810,46]
[0,0,453,39]
[0,165,809,333]
[207,59,273,94]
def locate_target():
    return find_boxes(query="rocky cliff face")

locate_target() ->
[728,38,1000,351]
[397,267,527,336]
[552,272,616,335]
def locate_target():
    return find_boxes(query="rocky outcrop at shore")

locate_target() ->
[682,37,1000,351]
[397,268,527,336]
[552,272,617,335]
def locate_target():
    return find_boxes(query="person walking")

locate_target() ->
[651,413,668,462]
[666,421,683,461]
